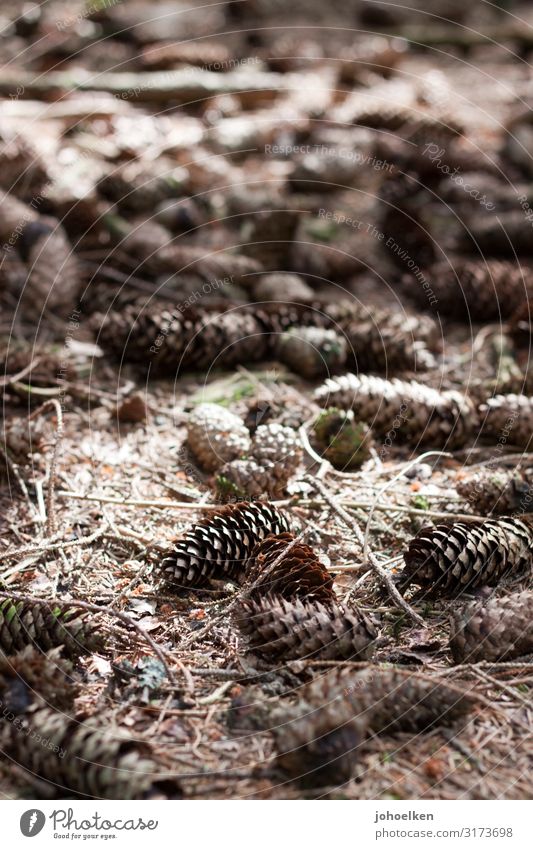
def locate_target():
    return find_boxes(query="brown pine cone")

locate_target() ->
[509,296,533,347]
[97,161,187,214]
[407,260,533,320]
[157,502,293,589]
[0,646,75,716]
[140,40,232,70]
[450,590,533,663]
[272,701,365,788]
[0,599,104,657]
[20,217,80,317]
[187,403,251,472]
[246,532,334,604]
[300,666,477,734]
[271,667,476,786]
[341,309,438,372]
[3,416,47,464]
[217,458,288,499]
[2,708,182,799]
[0,189,38,242]
[187,310,268,369]
[240,208,299,270]
[0,133,48,200]
[235,596,378,661]
[277,326,348,378]
[456,470,533,515]
[252,273,314,302]
[478,394,533,448]
[314,374,473,448]
[400,517,533,596]
[459,210,533,256]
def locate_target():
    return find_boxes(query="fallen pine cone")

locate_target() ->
[157,502,293,589]
[187,403,251,472]
[277,326,347,379]
[456,469,533,515]
[0,599,104,657]
[449,590,533,663]
[400,517,533,596]
[408,260,533,321]
[235,596,377,661]
[218,424,302,499]
[246,532,334,604]
[271,667,476,786]
[313,408,373,470]
[272,701,365,788]
[478,394,533,448]
[314,374,473,448]
[2,708,182,799]
[19,217,80,318]
[0,646,75,716]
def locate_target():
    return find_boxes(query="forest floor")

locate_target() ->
[0,0,532,799]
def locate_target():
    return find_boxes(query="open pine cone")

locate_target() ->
[187,403,251,472]
[450,590,533,663]
[314,374,473,448]
[246,532,334,604]
[400,517,533,596]
[157,502,293,589]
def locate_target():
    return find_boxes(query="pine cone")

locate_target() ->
[217,458,287,499]
[410,260,533,320]
[158,502,293,589]
[0,135,48,200]
[509,296,533,347]
[314,374,472,448]
[246,532,334,604]
[252,423,302,473]
[140,40,231,70]
[0,599,104,657]
[187,403,251,472]
[187,310,268,369]
[97,161,186,214]
[20,218,80,317]
[301,667,477,734]
[271,667,476,785]
[235,596,377,661]
[313,409,373,470]
[3,416,47,464]
[0,190,38,242]
[277,326,348,378]
[245,397,311,433]
[272,702,365,788]
[338,98,463,140]
[400,517,533,596]
[0,646,75,716]
[450,590,533,663]
[456,470,533,515]
[240,208,299,270]
[2,708,182,799]
[340,309,438,372]
[459,210,533,256]
[253,273,313,302]
[478,394,533,448]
